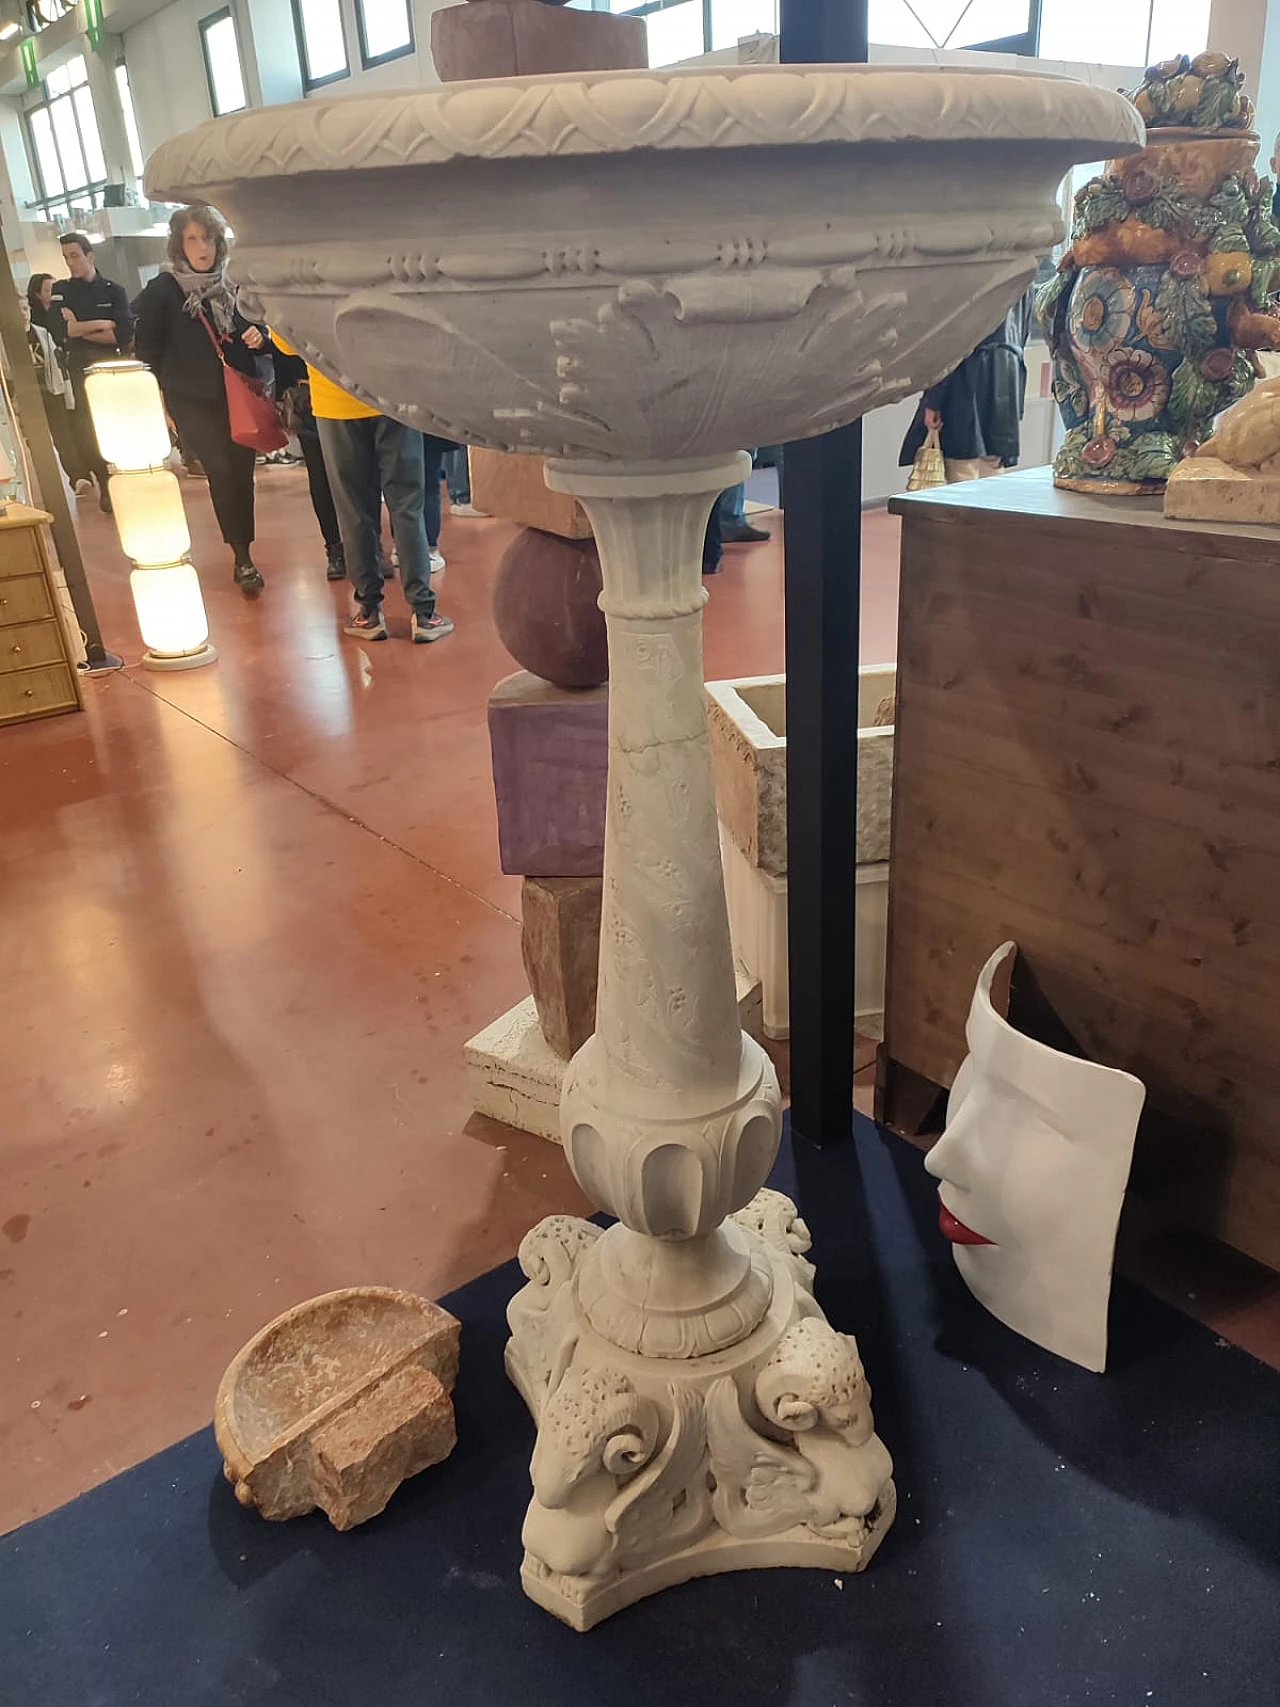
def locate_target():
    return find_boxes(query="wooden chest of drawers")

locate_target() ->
[0,503,82,728]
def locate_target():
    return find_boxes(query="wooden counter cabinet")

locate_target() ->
[0,503,82,728]
[881,466,1280,1270]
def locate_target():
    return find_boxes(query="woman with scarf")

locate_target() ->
[134,205,269,594]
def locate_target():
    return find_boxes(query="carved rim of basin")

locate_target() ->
[145,65,1143,461]
[214,1286,459,1485]
[147,64,1142,191]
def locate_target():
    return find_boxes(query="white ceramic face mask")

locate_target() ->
[923,943,1146,1373]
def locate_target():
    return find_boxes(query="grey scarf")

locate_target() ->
[165,258,236,338]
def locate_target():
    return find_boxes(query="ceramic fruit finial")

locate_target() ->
[1040,47,1280,495]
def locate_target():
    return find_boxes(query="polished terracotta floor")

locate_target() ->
[0,468,901,1532]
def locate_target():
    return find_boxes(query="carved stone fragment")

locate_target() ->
[215,1288,460,1530]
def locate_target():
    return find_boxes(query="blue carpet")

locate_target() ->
[4,1117,1278,1706]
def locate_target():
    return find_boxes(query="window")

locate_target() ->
[710,0,778,51]
[356,0,414,68]
[115,62,146,185]
[25,0,76,29]
[869,0,1039,53]
[294,0,349,88]
[200,8,248,117]
[560,0,1205,64]
[1038,0,1209,66]
[644,1,703,65]
[24,54,109,219]
[1145,0,1212,65]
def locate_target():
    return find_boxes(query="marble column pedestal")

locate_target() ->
[505,454,895,1630]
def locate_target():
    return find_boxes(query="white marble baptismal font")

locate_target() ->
[150,65,1141,1628]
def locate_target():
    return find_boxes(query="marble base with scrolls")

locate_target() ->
[506,1191,896,1630]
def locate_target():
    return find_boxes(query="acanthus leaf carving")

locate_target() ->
[606,1385,712,1567]
[705,1374,818,1539]
[332,289,561,433]
[704,1319,894,1542]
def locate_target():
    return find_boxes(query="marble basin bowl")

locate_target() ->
[146,65,1142,461]
[215,1287,460,1529]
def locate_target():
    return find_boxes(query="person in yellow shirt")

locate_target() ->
[273,335,453,644]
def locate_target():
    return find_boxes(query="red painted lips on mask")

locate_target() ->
[938,1200,995,1246]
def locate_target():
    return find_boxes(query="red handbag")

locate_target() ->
[198,309,288,454]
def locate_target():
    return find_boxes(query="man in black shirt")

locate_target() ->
[49,232,134,512]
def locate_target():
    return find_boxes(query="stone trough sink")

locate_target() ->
[215,1287,461,1531]
[707,666,896,1038]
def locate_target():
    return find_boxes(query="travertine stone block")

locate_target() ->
[706,668,896,876]
[1163,455,1280,523]
[489,671,607,877]
[522,875,602,1059]
[466,995,567,1142]
[470,447,592,539]
[720,824,889,1041]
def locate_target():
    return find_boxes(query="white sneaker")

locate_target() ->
[74,478,94,497]
[429,549,446,584]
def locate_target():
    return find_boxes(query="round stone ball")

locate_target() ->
[492,527,608,689]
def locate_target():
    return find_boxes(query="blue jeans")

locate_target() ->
[443,446,469,504]
[317,415,437,618]
[724,482,746,526]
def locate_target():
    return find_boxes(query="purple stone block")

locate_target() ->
[488,671,608,877]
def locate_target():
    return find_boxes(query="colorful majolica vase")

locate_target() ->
[1039,51,1280,494]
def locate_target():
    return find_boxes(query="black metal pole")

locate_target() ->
[779,0,868,1149]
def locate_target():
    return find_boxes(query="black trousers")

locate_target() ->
[67,366,110,494]
[703,489,729,574]
[44,394,88,486]
[299,429,340,554]
[166,391,256,552]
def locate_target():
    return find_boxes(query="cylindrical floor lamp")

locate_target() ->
[84,361,217,672]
